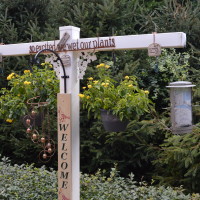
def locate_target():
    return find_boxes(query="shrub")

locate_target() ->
[0,156,199,200]
[0,157,57,200]
[0,63,59,122]
[133,48,190,112]
[153,126,200,193]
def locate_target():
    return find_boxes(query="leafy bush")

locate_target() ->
[0,156,199,200]
[131,49,190,111]
[0,157,57,200]
[0,63,59,168]
[0,63,59,122]
[80,115,169,179]
[80,167,196,200]
[153,126,200,193]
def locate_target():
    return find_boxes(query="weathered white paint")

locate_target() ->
[0,31,186,56]
[59,26,80,200]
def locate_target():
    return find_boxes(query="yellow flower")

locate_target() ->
[105,65,110,69]
[7,73,16,80]
[102,82,109,87]
[87,77,93,81]
[7,75,12,80]
[128,84,133,87]
[82,87,86,89]
[78,94,85,98]
[93,80,98,84]
[99,63,105,67]
[6,119,13,123]
[24,70,30,74]
[49,64,53,68]
[96,63,105,68]
[47,79,51,82]
[86,96,90,99]
[24,81,31,85]
[125,76,129,79]
[144,90,149,94]
[88,85,92,88]
[41,63,45,66]
[17,94,20,97]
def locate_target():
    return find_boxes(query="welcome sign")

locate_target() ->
[57,93,71,200]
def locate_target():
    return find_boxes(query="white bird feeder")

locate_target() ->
[167,81,195,135]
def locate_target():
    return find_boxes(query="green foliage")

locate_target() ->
[80,112,169,180]
[0,156,57,200]
[0,118,58,169]
[62,0,139,37]
[153,127,200,193]
[1,0,200,195]
[131,49,190,111]
[81,167,194,200]
[80,62,152,120]
[1,156,198,200]
[0,63,59,121]
[0,0,51,42]
[135,0,200,43]
[0,63,58,168]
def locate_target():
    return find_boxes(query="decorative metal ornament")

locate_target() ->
[77,51,97,79]
[45,52,71,79]
[148,32,161,57]
[23,96,55,162]
[45,54,60,78]
[34,48,69,94]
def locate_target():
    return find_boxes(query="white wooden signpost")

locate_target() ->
[0,26,186,200]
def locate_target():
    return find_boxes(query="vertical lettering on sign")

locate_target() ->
[58,94,71,200]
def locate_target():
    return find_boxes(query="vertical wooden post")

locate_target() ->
[58,26,80,200]
[58,94,72,200]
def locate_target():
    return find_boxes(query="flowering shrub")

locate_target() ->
[79,63,152,120]
[0,63,59,122]
[79,63,151,120]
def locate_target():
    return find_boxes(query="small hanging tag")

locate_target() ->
[148,43,161,57]
[61,54,71,67]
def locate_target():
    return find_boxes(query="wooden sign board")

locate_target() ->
[0,32,186,56]
[148,43,161,57]
[57,93,72,200]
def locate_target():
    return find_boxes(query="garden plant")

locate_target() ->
[1,0,200,197]
[0,156,199,200]
[79,63,152,121]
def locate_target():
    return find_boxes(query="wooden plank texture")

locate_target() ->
[57,93,72,200]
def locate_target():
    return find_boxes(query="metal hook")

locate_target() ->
[33,49,69,93]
